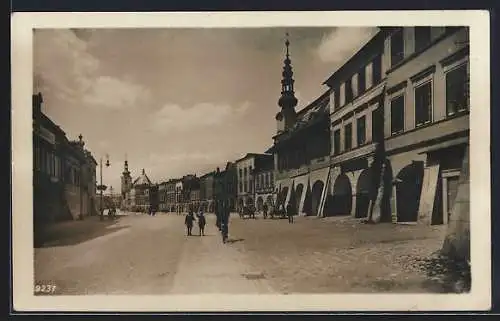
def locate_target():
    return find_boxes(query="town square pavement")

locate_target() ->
[34,212,447,295]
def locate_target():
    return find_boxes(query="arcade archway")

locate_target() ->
[395,162,424,222]
[332,173,352,215]
[294,183,304,214]
[355,169,372,218]
[311,180,325,217]
[256,196,264,211]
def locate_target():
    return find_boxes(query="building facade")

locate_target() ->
[200,171,215,212]
[165,178,180,212]
[33,92,98,228]
[269,38,332,217]
[213,162,238,211]
[158,181,168,212]
[381,26,469,225]
[320,26,469,224]
[121,159,133,209]
[324,27,390,220]
[175,180,183,213]
[253,156,275,211]
[235,153,273,211]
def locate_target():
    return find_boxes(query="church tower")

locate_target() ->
[276,33,298,134]
[121,156,132,199]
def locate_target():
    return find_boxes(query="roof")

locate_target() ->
[235,153,272,163]
[133,169,152,186]
[273,90,330,140]
[322,27,396,86]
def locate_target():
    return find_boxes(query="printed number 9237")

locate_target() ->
[34,284,57,294]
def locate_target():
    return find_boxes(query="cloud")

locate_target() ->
[34,29,100,101]
[82,76,152,110]
[151,101,251,133]
[316,27,380,67]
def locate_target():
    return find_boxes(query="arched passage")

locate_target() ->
[238,198,244,212]
[278,186,289,208]
[311,180,325,217]
[294,183,304,214]
[355,169,372,218]
[256,196,264,211]
[332,173,352,215]
[395,162,424,222]
[264,195,272,206]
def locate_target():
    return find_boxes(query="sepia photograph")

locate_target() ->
[11,11,490,312]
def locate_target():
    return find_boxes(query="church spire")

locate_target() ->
[278,32,298,109]
[123,154,130,175]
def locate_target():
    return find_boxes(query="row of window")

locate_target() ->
[390,63,468,135]
[333,55,382,110]
[255,172,274,190]
[332,27,451,113]
[238,166,253,178]
[238,179,254,194]
[391,27,449,68]
[34,145,85,186]
[332,112,374,155]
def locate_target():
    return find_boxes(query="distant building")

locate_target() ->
[200,171,215,212]
[174,180,184,213]
[158,181,168,212]
[166,178,180,212]
[253,154,275,211]
[234,153,274,211]
[120,159,133,209]
[190,189,201,212]
[213,162,238,211]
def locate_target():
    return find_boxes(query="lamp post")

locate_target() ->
[98,154,110,221]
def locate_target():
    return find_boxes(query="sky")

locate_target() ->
[33,26,379,192]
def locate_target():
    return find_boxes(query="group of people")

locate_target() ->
[184,199,231,243]
[259,202,294,223]
[184,210,207,236]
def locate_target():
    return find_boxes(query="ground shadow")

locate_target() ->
[226,238,245,244]
[35,216,129,248]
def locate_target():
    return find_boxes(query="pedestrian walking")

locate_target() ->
[185,211,196,236]
[197,210,206,236]
[286,203,294,224]
[263,203,268,219]
[221,200,230,243]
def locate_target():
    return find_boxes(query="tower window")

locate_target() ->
[390,95,405,135]
[357,115,366,146]
[333,129,341,155]
[358,67,366,94]
[446,63,469,116]
[344,123,352,151]
[391,30,405,66]
[334,86,340,110]
[414,81,433,127]
[415,27,432,52]
[345,78,353,103]
[372,55,382,84]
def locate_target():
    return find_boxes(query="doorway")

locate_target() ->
[442,170,461,224]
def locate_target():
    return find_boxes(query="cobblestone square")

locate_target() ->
[34,212,446,295]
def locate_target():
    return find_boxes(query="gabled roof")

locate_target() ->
[133,169,152,186]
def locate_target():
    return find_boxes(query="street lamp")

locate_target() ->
[97,154,110,221]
